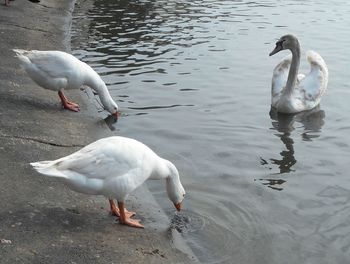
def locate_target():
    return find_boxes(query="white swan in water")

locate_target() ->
[31,136,186,228]
[269,34,328,114]
[13,49,119,116]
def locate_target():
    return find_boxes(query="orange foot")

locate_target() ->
[109,199,135,218]
[62,101,80,112]
[58,90,80,112]
[118,201,144,228]
[120,217,144,228]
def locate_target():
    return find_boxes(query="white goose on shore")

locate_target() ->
[13,49,119,116]
[269,34,328,114]
[30,136,186,228]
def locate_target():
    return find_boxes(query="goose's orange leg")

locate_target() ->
[58,90,80,112]
[108,199,135,218]
[118,202,143,228]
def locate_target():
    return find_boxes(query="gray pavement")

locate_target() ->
[0,1,196,263]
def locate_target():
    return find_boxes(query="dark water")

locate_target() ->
[71,1,350,263]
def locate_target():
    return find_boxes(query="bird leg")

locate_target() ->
[108,199,135,218]
[118,202,144,228]
[58,90,80,112]
[4,0,10,6]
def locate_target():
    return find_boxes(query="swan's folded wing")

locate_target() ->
[271,54,292,105]
[297,50,328,104]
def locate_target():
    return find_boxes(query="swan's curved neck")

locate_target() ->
[285,41,301,95]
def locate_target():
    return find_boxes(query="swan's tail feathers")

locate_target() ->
[30,160,68,179]
[306,50,329,96]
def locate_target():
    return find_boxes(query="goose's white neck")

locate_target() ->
[285,41,301,95]
[151,159,180,187]
[150,158,184,204]
[150,159,174,180]
[83,66,118,114]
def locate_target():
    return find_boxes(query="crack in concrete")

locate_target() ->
[0,134,84,148]
[37,3,53,9]
[1,23,53,35]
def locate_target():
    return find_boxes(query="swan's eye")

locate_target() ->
[276,40,284,47]
[276,39,286,47]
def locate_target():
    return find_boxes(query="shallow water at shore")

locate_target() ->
[72,1,350,263]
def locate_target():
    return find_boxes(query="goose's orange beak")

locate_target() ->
[174,202,182,212]
[113,111,121,118]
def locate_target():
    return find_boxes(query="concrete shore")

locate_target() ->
[0,1,195,263]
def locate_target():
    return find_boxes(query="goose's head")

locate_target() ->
[97,85,119,117]
[269,34,299,56]
[165,161,186,211]
[105,100,119,118]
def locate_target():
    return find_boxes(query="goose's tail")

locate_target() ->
[13,49,28,56]
[30,160,68,179]
[13,49,32,65]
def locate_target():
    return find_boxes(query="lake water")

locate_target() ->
[71,1,350,263]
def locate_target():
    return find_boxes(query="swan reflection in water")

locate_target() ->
[260,106,325,190]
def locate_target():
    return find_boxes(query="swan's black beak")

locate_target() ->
[269,45,282,56]
[269,40,284,56]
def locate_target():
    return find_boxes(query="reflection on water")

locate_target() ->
[270,106,325,141]
[259,107,325,190]
[72,0,350,263]
[257,177,286,191]
[270,106,325,174]
[104,114,118,131]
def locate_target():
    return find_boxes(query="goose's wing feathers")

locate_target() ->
[60,146,141,180]
[271,54,292,105]
[32,139,144,181]
[54,149,120,180]
[297,50,328,104]
[14,49,77,79]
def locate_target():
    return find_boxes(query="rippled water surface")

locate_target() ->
[72,1,350,263]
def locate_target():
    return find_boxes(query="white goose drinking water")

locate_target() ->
[269,34,328,114]
[30,136,186,228]
[13,49,119,116]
